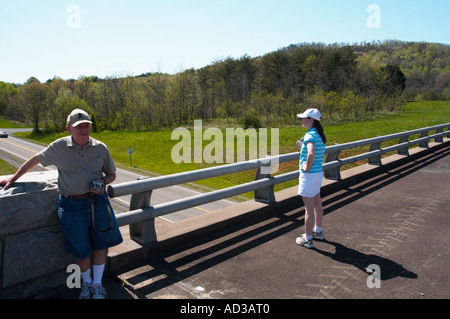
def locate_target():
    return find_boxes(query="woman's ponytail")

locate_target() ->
[313,120,327,144]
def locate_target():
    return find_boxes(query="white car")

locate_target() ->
[0,131,8,138]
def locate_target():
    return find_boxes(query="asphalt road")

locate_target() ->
[0,128,236,223]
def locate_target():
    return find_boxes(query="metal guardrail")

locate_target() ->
[108,123,450,244]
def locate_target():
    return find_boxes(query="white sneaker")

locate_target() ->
[312,231,325,241]
[296,234,314,248]
[79,282,92,299]
[91,284,107,299]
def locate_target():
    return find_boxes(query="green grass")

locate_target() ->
[12,101,450,197]
[0,118,28,128]
[325,101,450,143]
[0,158,18,175]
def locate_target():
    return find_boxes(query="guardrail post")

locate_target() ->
[324,150,341,180]
[368,142,382,166]
[419,130,430,148]
[434,127,444,143]
[254,159,275,204]
[398,135,410,156]
[128,178,156,245]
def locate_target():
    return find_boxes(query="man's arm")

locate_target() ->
[0,154,41,190]
[102,172,116,185]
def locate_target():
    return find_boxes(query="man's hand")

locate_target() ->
[89,173,115,195]
[0,155,41,191]
[0,177,14,190]
[90,179,106,195]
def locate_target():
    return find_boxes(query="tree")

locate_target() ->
[434,71,450,89]
[381,64,406,96]
[170,69,198,124]
[25,76,40,85]
[259,50,290,95]
[19,82,53,132]
[380,64,406,111]
[302,54,321,92]
[235,54,257,104]
[0,82,18,116]
[144,73,170,127]
[218,57,239,118]
[53,87,89,131]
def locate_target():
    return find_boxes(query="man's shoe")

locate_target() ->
[79,282,92,299]
[91,284,107,299]
[296,234,314,248]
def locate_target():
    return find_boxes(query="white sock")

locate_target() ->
[313,226,322,233]
[81,269,92,284]
[305,234,312,241]
[92,264,105,286]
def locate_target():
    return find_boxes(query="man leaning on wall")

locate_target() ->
[0,109,123,299]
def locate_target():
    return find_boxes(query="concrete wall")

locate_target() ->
[0,170,74,298]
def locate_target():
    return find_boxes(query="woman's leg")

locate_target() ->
[302,196,315,237]
[314,193,323,229]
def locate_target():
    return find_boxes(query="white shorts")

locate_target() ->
[298,171,323,198]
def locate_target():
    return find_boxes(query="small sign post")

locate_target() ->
[128,147,133,166]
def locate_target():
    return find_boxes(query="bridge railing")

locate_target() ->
[108,123,450,244]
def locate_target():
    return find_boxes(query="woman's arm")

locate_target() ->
[301,142,315,172]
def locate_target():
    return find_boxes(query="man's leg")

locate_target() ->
[76,256,92,284]
[76,249,107,285]
[76,256,92,299]
[92,249,107,285]
[76,257,91,273]
[90,249,107,299]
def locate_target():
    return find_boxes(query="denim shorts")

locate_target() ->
[57,193,123,259]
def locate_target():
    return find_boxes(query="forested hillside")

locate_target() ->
[1,40,448,132]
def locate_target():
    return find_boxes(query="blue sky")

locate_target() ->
[1,0,449,84]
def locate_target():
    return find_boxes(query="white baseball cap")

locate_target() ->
[297,108,322,121]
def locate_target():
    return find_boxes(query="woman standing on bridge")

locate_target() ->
[295,108,327,249]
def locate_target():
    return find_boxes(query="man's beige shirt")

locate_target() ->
[37,136,116,196]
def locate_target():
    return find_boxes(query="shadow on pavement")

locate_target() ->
[314,240,417,281]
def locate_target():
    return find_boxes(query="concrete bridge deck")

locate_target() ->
[59,142,450,300]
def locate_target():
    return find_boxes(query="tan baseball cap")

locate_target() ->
[67,109,92,127]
